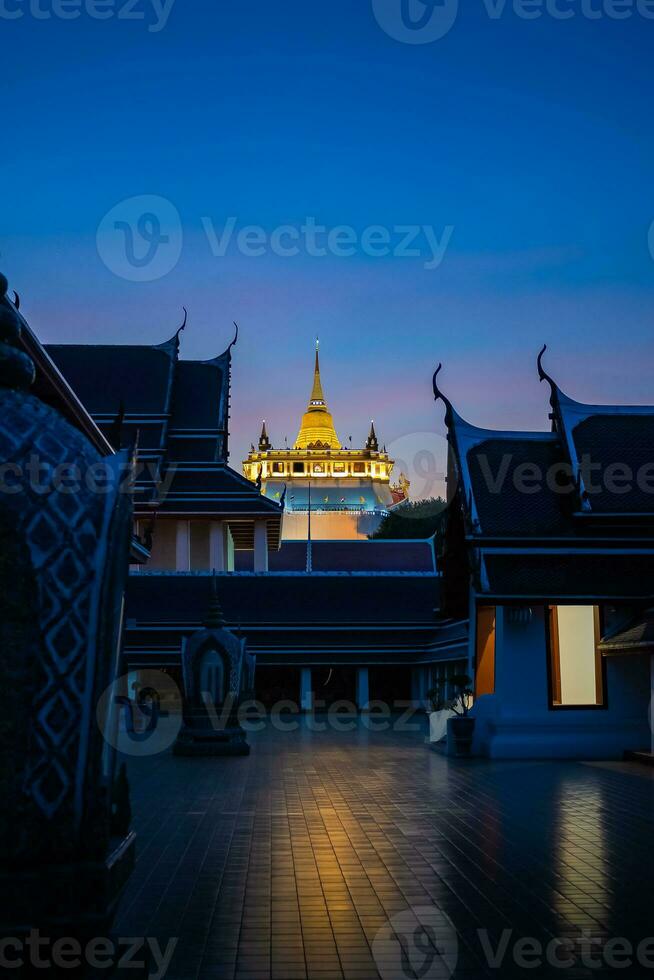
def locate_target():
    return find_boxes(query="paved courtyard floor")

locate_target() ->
[117,717,654,980]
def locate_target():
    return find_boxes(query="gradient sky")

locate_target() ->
[3,0,654,498]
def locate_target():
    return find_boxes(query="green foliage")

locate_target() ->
[371,497,448,540]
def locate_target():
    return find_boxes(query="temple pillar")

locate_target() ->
[300,667,313,712]
[253,520,268,572]
[356,667,369,712]
[176,520,190,571]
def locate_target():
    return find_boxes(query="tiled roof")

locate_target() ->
[467,436,573,537]
[47,333,280,526]
[235,539,436,572]
[168,354,230,462]
[46,340,177,417]
[481,551,654,600]
[126,572,440,626]
[571,415,654,514]
[598,609,654,654]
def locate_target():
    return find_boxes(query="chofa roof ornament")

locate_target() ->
[432,362,455,428]
[537,344,559,421]
[174,306,188,348]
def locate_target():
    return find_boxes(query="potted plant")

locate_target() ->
[446,674,475,757]
[425,685,456,744]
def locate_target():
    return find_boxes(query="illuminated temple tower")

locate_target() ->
[243,341,409,539]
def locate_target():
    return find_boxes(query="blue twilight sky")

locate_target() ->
[3,0,654,496]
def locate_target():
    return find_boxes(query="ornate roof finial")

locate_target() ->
[177,306,188,341]
[537,344,555,388]
[365,420,379,451]
[255,464,263,492]
[230,321,239,351]
[0,273,36,390]
[259,419,271,451]
[432,363,455,427]
[279,483,287,509]
[537,344,559,415]
[204,572,226,629]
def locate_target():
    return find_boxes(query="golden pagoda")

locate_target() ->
[243,341,409,539]
[295,342,340,450]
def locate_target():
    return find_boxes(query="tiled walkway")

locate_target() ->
[116,718,654,980]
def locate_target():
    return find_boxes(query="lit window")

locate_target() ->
[475,606,496,696]
[548,606,605,708]
[333,462,345,473]
[353,462,365,474]
[272,462,285,474]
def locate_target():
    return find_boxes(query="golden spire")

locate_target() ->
[310,338,325,404]
[295,338,341,450]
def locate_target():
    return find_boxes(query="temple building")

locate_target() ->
[47,324,283,572]
[436,349,654,760]
[42,319,464,713]
[242,341,409,539]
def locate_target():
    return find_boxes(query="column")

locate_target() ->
[356,667,369,712]
[175,520,190,571]
[300,667,313,712]
[209,521,227,572]
[253,520,268,572]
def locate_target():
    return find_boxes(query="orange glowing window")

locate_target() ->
[475,606,496,697]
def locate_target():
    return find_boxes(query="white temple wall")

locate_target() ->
[146,520,177,570]
[282,511,384,540]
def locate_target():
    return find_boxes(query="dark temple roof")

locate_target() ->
[480,550,654,601]
[434,353,654,601]
[47,338,178,416]
[126,572,440,626]
[234,538,436,572]
[467,435,573,537]
[540,356,654,518]
[599,609,654,655]
[167,353,231,462]
[46,327,280,528]
[569,414,654,514]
